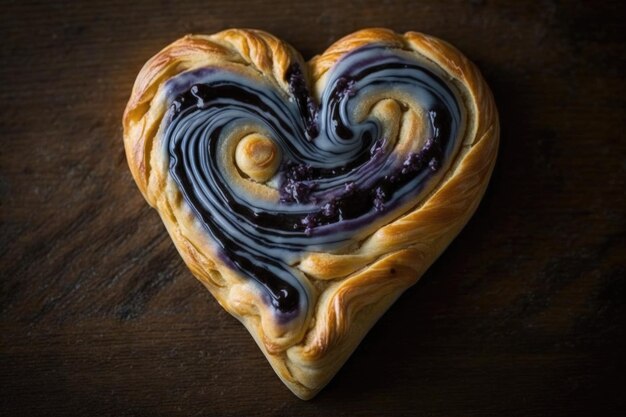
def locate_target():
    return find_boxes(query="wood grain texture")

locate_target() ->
[1,0,624,416]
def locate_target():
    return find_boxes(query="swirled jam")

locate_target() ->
[162,44,464,321]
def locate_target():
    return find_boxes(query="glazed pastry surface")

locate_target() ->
[123,28,499,399]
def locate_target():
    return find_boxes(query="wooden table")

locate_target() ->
[1,1,624,415]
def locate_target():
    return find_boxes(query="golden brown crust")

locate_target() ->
[123,28,499,399]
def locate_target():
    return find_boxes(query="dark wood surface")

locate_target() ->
[1,1,624,416]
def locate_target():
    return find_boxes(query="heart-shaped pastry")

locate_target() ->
[123,28,498,399]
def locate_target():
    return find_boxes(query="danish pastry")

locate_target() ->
[123,28,499,399]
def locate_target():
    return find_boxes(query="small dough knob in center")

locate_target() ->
[235,134,281,183]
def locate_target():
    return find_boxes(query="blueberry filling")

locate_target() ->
[164,44,463,317]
